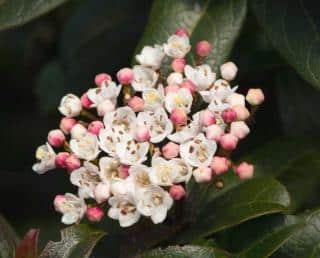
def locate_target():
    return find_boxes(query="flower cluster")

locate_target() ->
[33,28,264,227]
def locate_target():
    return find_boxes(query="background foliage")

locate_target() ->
[0,0,320,257]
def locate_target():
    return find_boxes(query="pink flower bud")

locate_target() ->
[97,99,115,116]
[175,28,188,37]
[48,129,65,147]
[220,133,238,151]
[211,156,230,175]
[117,68,134,85]
[95,73,112,86]
[66,154,81,173]
[80,93,93,108]
[246,88,265,105]
[233,105,250,121]
[118,165,130,179]
[169,185,186,200]
[180,80,196,93]
[88,121,104,135]
[235,162,254,180]
[55,152,70,169]
[171,58,186,73]
[54,195,66,212]
[193,166,212,183]
[170,108,187,126]
[135,127,151,142]
[220,61,238,81]
[206,124,224,142]
[196,40,212,57]
[230,121,250,139]
[165,84,180,94]
[94,183,110,203]
[201,110,216,126]
[60,117,76,134]
[222,108,237,123]
[86,207,104,222]
[162,142,179,159]
[128,96,144,112]
[70,124,87,140]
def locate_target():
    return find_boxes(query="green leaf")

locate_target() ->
[134,0,247,73]
[15,229,39,258]
[244,138,320,211]
[0,214,19,258]
[178,177,290,242]
[137,245,230,258]
[0,0,70,31]
[250,0,320,90]
[38,224,106,258]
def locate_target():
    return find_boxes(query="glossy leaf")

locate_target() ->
[134,0,247,73]
[38,224,106,258]
[15,229,39,258]
[0,214,19,258]
[137,245,230,258]
[0,0,69,31]
[178,177,290,242]
[251,0,320,90]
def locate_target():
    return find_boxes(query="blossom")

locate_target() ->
[149,156,176,186]
[108,195,140,227]
[137,107,173,143]
[99,157,121,182]
[58,94,82,117]
[220,62,238,81]
[32,143,56,174]
[172,158,192,183]
[167,72,183,85]
[55,193,86,225]
[116,137,149,165]
[70,132,100,161]
[127,164,152,189]
[193,166,212,183]
[165,88,193,114]
[180,133,217,167]
[70,161,100,199]
[136,45,165,70]
[246,88,265,105]
[142,85,165,111]
[136,185,173,224]
[196,40,212,57]
[163,34,191,58]
[132,65,158,92]
[184,64,216,90]
[87,81,121,107]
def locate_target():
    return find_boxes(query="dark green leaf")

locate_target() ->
[38,224,106,258]
[134,0,247,73]
[0,214,19,258]
[137,245,230,258]
[15,229,39,258]
[251,0,320,90]
[178,177,290,242]
[0,0,69,31]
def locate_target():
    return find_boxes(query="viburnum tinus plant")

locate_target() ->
[32,28,264,227]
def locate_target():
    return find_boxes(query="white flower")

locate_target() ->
[94,182,111,203]
[99,157,121,182]
[180,133,217,167]
[109,178,135,196]
[87,81,121,106]
[226,92,245,106]
[127,164,152,189]
[132,65,159,92]
[99,128,126,157]
[104,106,136,136]
[136,45,165,70]
[165,88,193,113]
[200,79,236,103]
[116,138,149,165]
[32,143,56,174]
[172,158,193,183]
[168,112,202,143]
[208,97,231,113]
[58,193,86,225]
[142,84,165,111]
[150,156,176,186]
[167,72,183,85]
[70,132,100,161]
[58,94,82,117]
[70,161,100,199]
[136,185,173,224]
[163,35,191,58]
[184,64,216,90]
[136,107,173,143]
[108,195,140,227]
